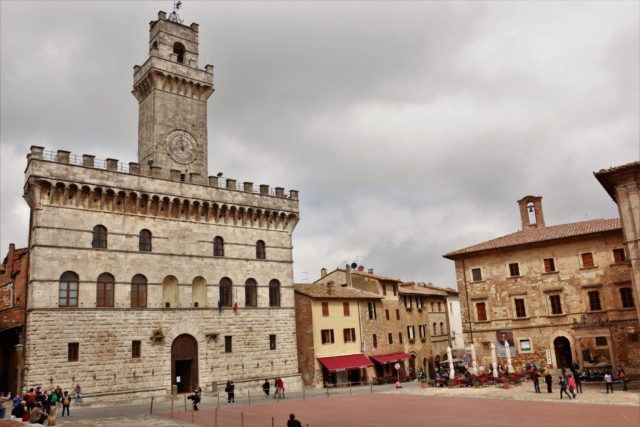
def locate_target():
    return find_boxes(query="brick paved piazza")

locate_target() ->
[2,383,638,426]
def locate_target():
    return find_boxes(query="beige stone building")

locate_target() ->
[293,282,381,387]
[22,11,302,400]
[314,268,454,382]
[444,196,639,374]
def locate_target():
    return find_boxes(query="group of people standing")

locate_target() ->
[530,362,628,399]
[262,378,286,399]
[3,384,81,424]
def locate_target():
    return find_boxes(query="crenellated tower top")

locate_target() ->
[132,10,214,181]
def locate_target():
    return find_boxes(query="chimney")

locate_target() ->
[345,265,353,288]
[368,268,374,274]
[327,281,335,296]
[320,268,327,278]
[517,196,545,230]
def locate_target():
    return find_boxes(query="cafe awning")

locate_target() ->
[371,352,411,364]
[318,354,373,373]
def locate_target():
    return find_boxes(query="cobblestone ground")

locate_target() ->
[391,382,640,406]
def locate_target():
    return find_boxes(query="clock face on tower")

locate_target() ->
[166,130,197,164]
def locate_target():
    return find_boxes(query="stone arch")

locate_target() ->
[170,334,198,393]
[549,332,576,369]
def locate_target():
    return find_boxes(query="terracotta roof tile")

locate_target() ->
[294,283,383,300]
[398,282,448,296]
[444,218,621,259]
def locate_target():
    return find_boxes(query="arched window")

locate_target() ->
[92,225,107,249]
[96,273,114,307]
[219,277,232,307]
[256,240,266,260]
[131,274,147,308]
[192,276,206,308]
[59,271,79,307]
[163,275,179,308]
[440,322,444,335]
[213,236,224,257]
[432,322,437,335]
[245,278,257,307]
[268,279,281,307]
[173,42,185,64]
[438,302,442,312]
[139,229,152,252]
[430,302,434,312]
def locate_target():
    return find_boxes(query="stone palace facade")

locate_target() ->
[22,11,302,400]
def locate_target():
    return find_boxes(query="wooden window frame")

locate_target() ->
[620,287,635,309]
[245,279,258,307]
[372,334,377,348]
[588,290,602,311]
[321,329,335,345]
[321,302,329,317]
[268,279,281,307]
[543,258,556,273]
[269,334,276,350]
[213,236,225,257]
[224,336,232,353]
[92,225,107,249]
[471,268,482,282]
[59,272,79,307]
[476,302,487,321]
[388,332,393,344]
[96,273,115,308]
[549,294,563,315]
[514,298,526,318]
[508,262,520,277]
[68,342,79,361]
[220,277,233,307]
[581,252,595,268]
[139,229,152,252]
[132,340,141,358]
[368,302,377,320]
[131,274,148,308]
[613,248,626,264]
[343,328,356,343]
[343,302,350,316]
[256,240,266,260]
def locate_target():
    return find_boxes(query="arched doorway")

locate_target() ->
[553,336,573,369]
[171,334,198,393]
[409,353,417,380]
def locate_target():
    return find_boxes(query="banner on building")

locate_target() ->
[495,329,516,357]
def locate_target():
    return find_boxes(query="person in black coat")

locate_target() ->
[287,413,302,427]
[262,379,270,398]
[544,372,553,393]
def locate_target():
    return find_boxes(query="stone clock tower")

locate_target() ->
[132,11,214,180]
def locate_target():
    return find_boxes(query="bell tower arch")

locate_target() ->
[132,11,214,180]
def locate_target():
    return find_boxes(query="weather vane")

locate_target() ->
[168,0,183,24]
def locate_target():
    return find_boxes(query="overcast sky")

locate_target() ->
[1,1,638,286]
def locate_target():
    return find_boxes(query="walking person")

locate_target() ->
[532,370,541,393]
[262,379,270,398]
[559,376,572,400]
[60,391,71,417]
[618,368,627,391]
[278,378,285,399]
[544,372,553,394]
[575,369,583,394]
[225,381,235,404]
[273,378,281,400]
[604,371,614,393]
[567,373,577,398]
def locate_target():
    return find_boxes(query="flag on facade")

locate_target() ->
[233,302,238,313]
[217,299,222,315]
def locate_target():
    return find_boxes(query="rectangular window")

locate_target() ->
[382,284,387,295]
[343,328,356,343]
[419,324,426,339]
[405,296,412,308]
[581,252,594,268]
[476,302,487,321]
[595,336,608,347]
[395,309,400,320]
[407,325,415,341]
[508,262,520,277]
[514,298,526,318]
[269,334,276,350]
[385,309,390,320]
[588,291,602,311]
[620,287,635,308]
[393,285,398,296]
[399,332,403,344]
[543,258,556,273]
[372,334,377,348]
[519,339,531,352]
[471,268,482,282]
[388,333,393,344]
[224,336,232,353]
[343,302,350,316]
[549,295,562,315]
[613,248,626,264]
[59,282,79,307]
[321,329,335,344]
[322,302,329,317]
[416,298,423,309]
[629,332,640,343]
[68,343,79,361]
[132,340,141,358]
[368,302,377,320]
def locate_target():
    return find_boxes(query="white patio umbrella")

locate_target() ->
[490,342,498,377]
[470,344,478,375]
[447,346,455,379]
[505,340,514,373]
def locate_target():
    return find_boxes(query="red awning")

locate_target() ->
[371,352,411,364]
[318,354,374,373]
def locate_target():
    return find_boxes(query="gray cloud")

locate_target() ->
[1,1,637,286]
